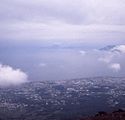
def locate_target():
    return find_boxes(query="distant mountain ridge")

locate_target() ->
[100,44,125,53]
[99,45,116,51]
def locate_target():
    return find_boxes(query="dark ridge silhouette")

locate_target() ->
[80,109,125,120]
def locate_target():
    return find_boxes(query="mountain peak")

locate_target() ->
[100,45,125,53]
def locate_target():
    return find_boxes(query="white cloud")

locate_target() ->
[79,50,86,56]
[109,63,121,72]
[98,51,115,63]
[39,63,47,67]
[112,45,125,53]
[98,54,113,63]
[98,48,122,72]
[0,64,28,87]
[98,44,125,64]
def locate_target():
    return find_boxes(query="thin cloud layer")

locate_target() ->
[109,63,121,72]
[0,64,28,87]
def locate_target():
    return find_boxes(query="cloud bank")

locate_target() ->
[0,64,28,87]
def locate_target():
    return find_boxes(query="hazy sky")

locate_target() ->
[0,0,125,86]
[0,0,125,44]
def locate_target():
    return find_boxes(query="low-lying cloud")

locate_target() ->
[97,45,125,72]
[98,53,113,63]
[0,64,28,87]
[109,63,121,72]
[79,50,86,56]
[112,45,125,53]
[39,63,47,67]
